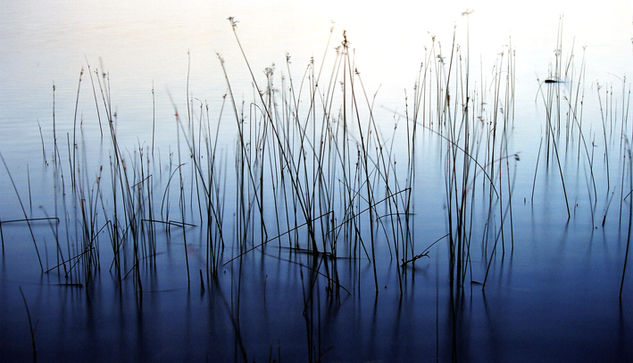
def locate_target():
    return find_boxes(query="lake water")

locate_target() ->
[1,1,633,362]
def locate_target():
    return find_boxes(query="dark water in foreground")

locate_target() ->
[1,220,632,362]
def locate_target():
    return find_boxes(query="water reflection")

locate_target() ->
[1,2,633,362]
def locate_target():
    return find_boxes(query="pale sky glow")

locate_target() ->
[0,0,631,123]
[2,0,630,78]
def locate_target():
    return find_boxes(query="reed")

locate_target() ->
[3,19,632,337]
[620,141,632,301]
[18,287,36,362]
[0,153,44,271]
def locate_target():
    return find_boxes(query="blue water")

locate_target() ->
[1,2,633,362]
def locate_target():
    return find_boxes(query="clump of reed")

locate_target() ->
[0,19,416,302]
[389,14,519,294]
[2,17,632,314]
[220,18,416,296]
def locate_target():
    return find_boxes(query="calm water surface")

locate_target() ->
[1,1,633,362]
